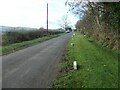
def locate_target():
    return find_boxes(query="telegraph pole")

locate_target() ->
[47,3,48,33]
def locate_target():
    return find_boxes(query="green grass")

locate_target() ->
[0,46,2,55]
[53,32,118,88]
[1,33,64,55]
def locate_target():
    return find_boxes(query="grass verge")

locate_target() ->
[52,32,118,88]
[1,33,65,55]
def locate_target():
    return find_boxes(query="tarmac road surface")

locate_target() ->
[2,33,72,88]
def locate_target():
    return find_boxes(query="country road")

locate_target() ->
[2,33,72,88]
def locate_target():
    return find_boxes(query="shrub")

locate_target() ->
[2,29,64,45]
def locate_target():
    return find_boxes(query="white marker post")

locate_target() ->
[73,61,77,70]
[71,43,74,46]
[73,33,75,36]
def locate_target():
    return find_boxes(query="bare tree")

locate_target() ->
[58,15,71,30]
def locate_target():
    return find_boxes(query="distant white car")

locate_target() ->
[66,30,70,33]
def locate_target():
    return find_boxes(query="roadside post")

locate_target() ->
[73,61,77,70]
[71,33,78,70]
[47,3,48,33]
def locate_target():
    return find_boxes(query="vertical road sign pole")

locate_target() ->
[47,3,48,33]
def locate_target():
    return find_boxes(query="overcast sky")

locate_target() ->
[0,0,79,29]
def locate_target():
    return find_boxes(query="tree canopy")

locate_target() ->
[65,0,120,50]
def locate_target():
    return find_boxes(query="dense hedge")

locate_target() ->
[73,2,120,51]
[2,30,64,45]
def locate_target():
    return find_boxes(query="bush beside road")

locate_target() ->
[1,32,65,55]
